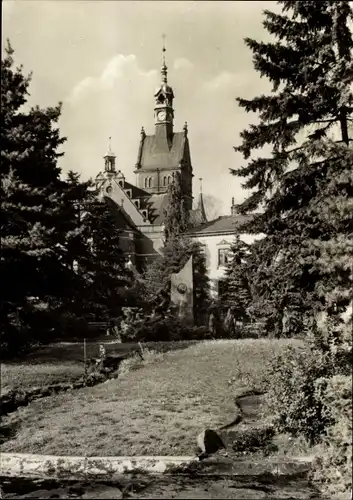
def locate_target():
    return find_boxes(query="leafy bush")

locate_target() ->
[312,375,352,499]
[266,315,352,447]
[229,426,275,453]
[120,314,212,343]
[265,344,334,445]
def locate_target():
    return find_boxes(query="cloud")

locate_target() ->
[60,53,161,185]
[173,57,194,71]
[68,54,158,103]
[69,77,96,103]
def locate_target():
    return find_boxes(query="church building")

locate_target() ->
[95,47,258,297]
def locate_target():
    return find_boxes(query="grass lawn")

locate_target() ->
[0,362,85,396]
[14,340,198,364]
[2,339,304,457]
[1,341,197,396]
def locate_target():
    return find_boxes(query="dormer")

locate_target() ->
[116,170,125,189]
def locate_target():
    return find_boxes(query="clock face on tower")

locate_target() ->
[157,110,167,122]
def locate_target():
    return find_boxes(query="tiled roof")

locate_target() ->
[140,132,186,170]
[189,208,207,227]
[187,214,254,235]
[123,181,149,200]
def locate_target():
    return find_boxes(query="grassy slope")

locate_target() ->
[13,340,198,364]
[1,341,197,396]
[2,339,303,457]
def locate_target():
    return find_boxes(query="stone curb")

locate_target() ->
[0,453,314,480]
[0,453,197,479]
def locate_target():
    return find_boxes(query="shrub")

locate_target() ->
[120,314,212,343]
[229,426,275,453]
[312,375,352,499]
[265,344,334,445]
[266,315,352,448]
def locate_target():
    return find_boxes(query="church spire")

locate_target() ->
[161,33,168,83]
[197,178,207,223]
[154,34,174,144]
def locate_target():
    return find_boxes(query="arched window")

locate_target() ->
[168,176,172,185]
[148,177,152,188]
[163,176,167,186]
[144,177,148,188]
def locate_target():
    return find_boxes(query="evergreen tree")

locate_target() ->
[54,172,135,326]
[164,172,189,241]
[222,235,252,321]
[1,41,68,352]
[231,1,353,335]
[82,198,133,319]
[55,171,97,318]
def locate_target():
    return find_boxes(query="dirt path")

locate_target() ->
[1,470,322,499]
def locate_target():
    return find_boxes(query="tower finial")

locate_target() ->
[199,177,203,194]
[162,33,166,63]
[108,136,112,153]
[161,33,168,83]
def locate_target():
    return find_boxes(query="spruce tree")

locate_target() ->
[222,235,252,321]
[1,42,68,352]
[164,172,189,241]
[82,198,133,319]
[55,171,97,319]
[231,1,353,335]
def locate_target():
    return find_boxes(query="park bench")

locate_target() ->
[87,321,111,332]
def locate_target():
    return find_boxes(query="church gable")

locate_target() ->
[100,177,151,226]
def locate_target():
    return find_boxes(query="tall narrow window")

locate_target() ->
[148,177,152,188]
[163,176,167,186]
[144,178,148,188]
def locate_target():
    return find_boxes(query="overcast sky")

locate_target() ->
[2,0,279,217]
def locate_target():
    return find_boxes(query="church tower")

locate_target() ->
[134,39,193,213]
[154,42,174,147]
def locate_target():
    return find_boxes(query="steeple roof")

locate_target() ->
[197,178,207,223]
[189,178,207,226]
[104,136,115,158]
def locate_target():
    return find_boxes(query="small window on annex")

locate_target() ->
[218,248,230,266]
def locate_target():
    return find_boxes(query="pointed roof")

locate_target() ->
[104,137,115,158]
[198,191,207,222]
[189,178,207,227]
